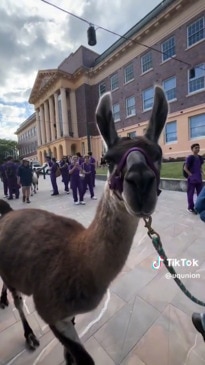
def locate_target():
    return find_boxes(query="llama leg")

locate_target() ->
[10,288,40,350]
[0,282,9,308]
[50,317,94,365]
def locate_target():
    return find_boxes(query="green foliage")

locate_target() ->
[0,139,18,164]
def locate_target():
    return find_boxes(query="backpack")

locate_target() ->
[183,155,203,178]
[55,165,61,178]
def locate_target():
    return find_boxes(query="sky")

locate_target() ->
[0,0,162,141]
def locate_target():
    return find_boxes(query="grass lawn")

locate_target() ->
[96,161,185,179]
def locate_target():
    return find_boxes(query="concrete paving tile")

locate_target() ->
[76,291,126,343]
[0,314,42,364]
[111,256,158,303]
[84,336,115,365]
[94,295,160,364]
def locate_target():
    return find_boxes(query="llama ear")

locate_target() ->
[145,86,168,143]
[96,92,119,148]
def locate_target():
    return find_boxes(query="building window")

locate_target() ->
[110,73,119,90]
[189,64,205,93]
[189,114,205,138]
[161,36,175,62]
[126,96,136,117]
[142,87,154,111]
[187,17,204,47]
[127,131,136,139]
[165,121,177,143]
[141,52,152,73]
[124,63,134,83]
[99,82,106,96]
[112,103,120,122]
[163,76,176,101]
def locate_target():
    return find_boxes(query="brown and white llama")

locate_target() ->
[0,86,168,365]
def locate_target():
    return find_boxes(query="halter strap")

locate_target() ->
[109,147,161,195]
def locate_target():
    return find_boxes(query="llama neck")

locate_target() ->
[87,183,139,287]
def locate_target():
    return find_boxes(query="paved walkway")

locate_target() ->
[0,176,205,365]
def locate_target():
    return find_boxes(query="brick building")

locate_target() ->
[15,113,38,161]
[25,0,205,164]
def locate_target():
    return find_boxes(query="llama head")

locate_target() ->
[96,86,168,217]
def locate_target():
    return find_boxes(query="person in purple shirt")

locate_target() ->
[47,157,59,196]
[69,156,85,205]
[76,152,84,166]
[0,159,8,197]
[59,156,70,194]
[88,151,96,187]
[81,155,97,200]
[184,143,204,213]
[5,156,19,200]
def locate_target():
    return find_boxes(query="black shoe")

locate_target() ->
[27,199,31,203]
[7,197,13,200]
[192,313,205,341]
[51,193,59,196]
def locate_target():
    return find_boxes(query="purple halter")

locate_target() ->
[108,147,161,196]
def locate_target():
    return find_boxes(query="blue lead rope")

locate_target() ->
[144,218,205,307]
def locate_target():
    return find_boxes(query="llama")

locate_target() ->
[31,168,39,195]
[0,86,168,365]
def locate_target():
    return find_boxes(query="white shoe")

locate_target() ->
[91,196,97,200]
[80,201,86,205]
[74,201,79,205]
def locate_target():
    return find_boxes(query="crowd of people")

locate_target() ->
[45,152,97,205]
[0,152,98,206]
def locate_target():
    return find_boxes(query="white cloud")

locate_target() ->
[0,0,162,141]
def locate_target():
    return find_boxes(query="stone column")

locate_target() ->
[39,105,46,145]
[69,90,79,137]
[49,96,56,141]
[54,92,61,139]
[35,108,41,146]
[60,87,69,137]
[44,100,51,143]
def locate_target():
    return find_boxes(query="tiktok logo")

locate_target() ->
[152,256,163,270]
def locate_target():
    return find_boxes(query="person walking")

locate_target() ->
[5,156,19,200]
[49,157,59,196]
[184,143,204,213]
[69,156,85,205]
[88,151,96,187]
[0,159,8,198]
[82,155,97,200]
[17,158,33,203]
[59,156,70,194]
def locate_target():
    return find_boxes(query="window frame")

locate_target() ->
[127,131,136,139]
[124,63,134,84]
[187,17,205,48]
[112,102,120,122]
[110,73,119,91]
[99,82,106,96]
[142,87,154,111]
[188,63,205,94]
[189,114,205,139]
[165,121,177,144]
[161,36,176,62]
[162,76,177,101]
[125,96,136,117]
[141,52,153,73]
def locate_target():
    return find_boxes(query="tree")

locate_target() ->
[0,139,18,164]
